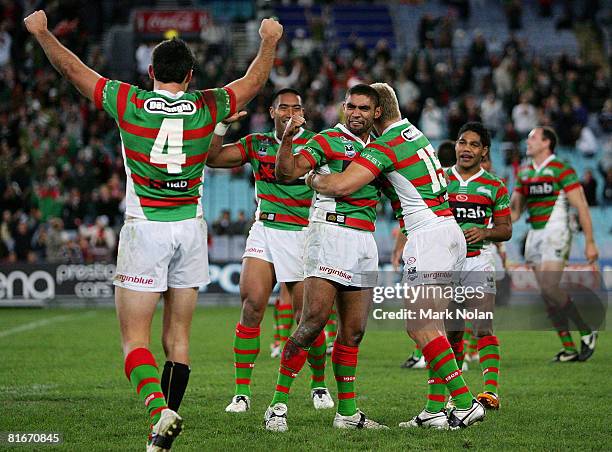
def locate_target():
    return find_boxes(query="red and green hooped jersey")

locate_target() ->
[236,129,316,231]
[94,78,236,221]
[299,123,379,232]
[353,118,453,234]
[514,154,580,230]
[446,167,511,257]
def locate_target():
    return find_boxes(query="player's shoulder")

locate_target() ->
[549,156,575,172]
[299,129,317,140]
[479,169,505,187]
[516,162,533,177]
[247,130,275,142]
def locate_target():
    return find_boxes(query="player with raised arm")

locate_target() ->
[444,122,511,411]
[206,88,333,412]
[510,126,599,362]
[24,9,282,451]
[264,84,387,432]
[308,83,485,430]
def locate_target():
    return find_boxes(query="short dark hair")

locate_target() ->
[151,39,195,84]
[346,84,380,107]
[272,88,302,106]
[458,121,491,149]
[539,126,557,152]
[437,140,456,168]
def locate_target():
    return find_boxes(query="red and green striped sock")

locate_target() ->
[451,337,465,371]
[276,301,294,346]
[465,323,478,356]
[423,336,473,410]
[325,310,337,347]
[425,365,446,412]
[124,348,167,427]
[272,298,281,346]
[478,335,501,393]
[233,323,260,397]
[546,305,578,353]
[413,344,423,359]
[271,338,309,405]
[308,330,327,389]
[332,343,359,416]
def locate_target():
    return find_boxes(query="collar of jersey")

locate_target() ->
[381,118,409,136]
[335,123,370,147]
[531,153,556,173]
[153,89,185,99]
[451,165,484,186]
[274,128,304,144]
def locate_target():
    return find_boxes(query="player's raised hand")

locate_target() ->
[24,10,48,35]
[259,18,283,42]
[222,110,248,125]
[283,114,305,138]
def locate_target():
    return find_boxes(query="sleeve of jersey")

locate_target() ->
[94,78,127,120]
[298,134,328,169]
[494,184,511,217]
[237,136,249,165]
[513,176,526,195]
[353,144,392,177]
[559,166,581,192]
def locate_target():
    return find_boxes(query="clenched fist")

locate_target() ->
[283,114,305,139]
[24,10,48,35]
[259,18,283,42]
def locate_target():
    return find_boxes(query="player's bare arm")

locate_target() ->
[464,215,512,245]
[207,110,249,168]
[566,187,599,263]
[274,114,312,181]
[24,10,101,102]
[225,18,283,110]
[391,232,408,271]
[510,191,526,222]
[307,163,374,197]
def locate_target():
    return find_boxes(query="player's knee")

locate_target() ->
[338,328,365,347]
[240,293,267,324]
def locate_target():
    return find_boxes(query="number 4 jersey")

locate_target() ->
[94,78,237,221]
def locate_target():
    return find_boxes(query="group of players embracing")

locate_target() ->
[25,10,598,451]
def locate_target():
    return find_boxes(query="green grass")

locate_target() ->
[0,307,610,451]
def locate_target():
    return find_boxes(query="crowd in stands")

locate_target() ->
[0,1,610,263]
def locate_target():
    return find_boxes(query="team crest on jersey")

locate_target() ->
[476,186,492,197]
[344,143,356,158]
[401,126,423,142]
[541,168,555,176]
[144,98,196,115]
[405,266,417,281]
[258,143,270,156]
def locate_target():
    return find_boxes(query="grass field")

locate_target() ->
[1,306,610,451]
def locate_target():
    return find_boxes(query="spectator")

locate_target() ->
[512,94,538,138]
[598,99,612,135]
[419,98,444,140]
[481,92,504,137]
[13,220,33,262]
[213,210,232,236]
[603,168,612,208]
[581,169,598,206]
[46,218,67,263]
[505,0,523,30]
[80,215,116,262]
[230,211,250,236]
[576,126,598,157]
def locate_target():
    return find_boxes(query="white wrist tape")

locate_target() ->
[214,122,230,136]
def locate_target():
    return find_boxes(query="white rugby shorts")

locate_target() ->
[114,217,210,292]
[458,250,497,294]
[524,227,571,265]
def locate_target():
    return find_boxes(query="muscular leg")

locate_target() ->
[332,288,372,416]
[231,257,276,398]
[116,287,168,427]
[160,287,198,412]
[270,277,337,406]
[272,283,294,352]
[470,293,501,398]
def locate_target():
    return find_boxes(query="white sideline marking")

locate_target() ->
[0,311,96,338]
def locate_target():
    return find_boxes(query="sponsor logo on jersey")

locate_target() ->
[476,186,492,197]
[450,202,488,224]
[456,194,469,202]
[422,271,453,280]
[528,182,554,196]
[115,274,155,286]
[361,153,382,167]
[401,125,423,142]
[325,212,346,224]
[405,256,416,265]
[259,212,276,221]
[245,247,265,254]
[318,265,353,282]
[344,143,356,158]
[149,178,190,192]
[144,98,196,115]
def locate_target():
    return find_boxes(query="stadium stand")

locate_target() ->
[0,0,610,264]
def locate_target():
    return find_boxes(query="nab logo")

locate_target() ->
[401,125,423,141]
[144,98,196,116]
[454,204,487,222]
[529,182,554,196]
